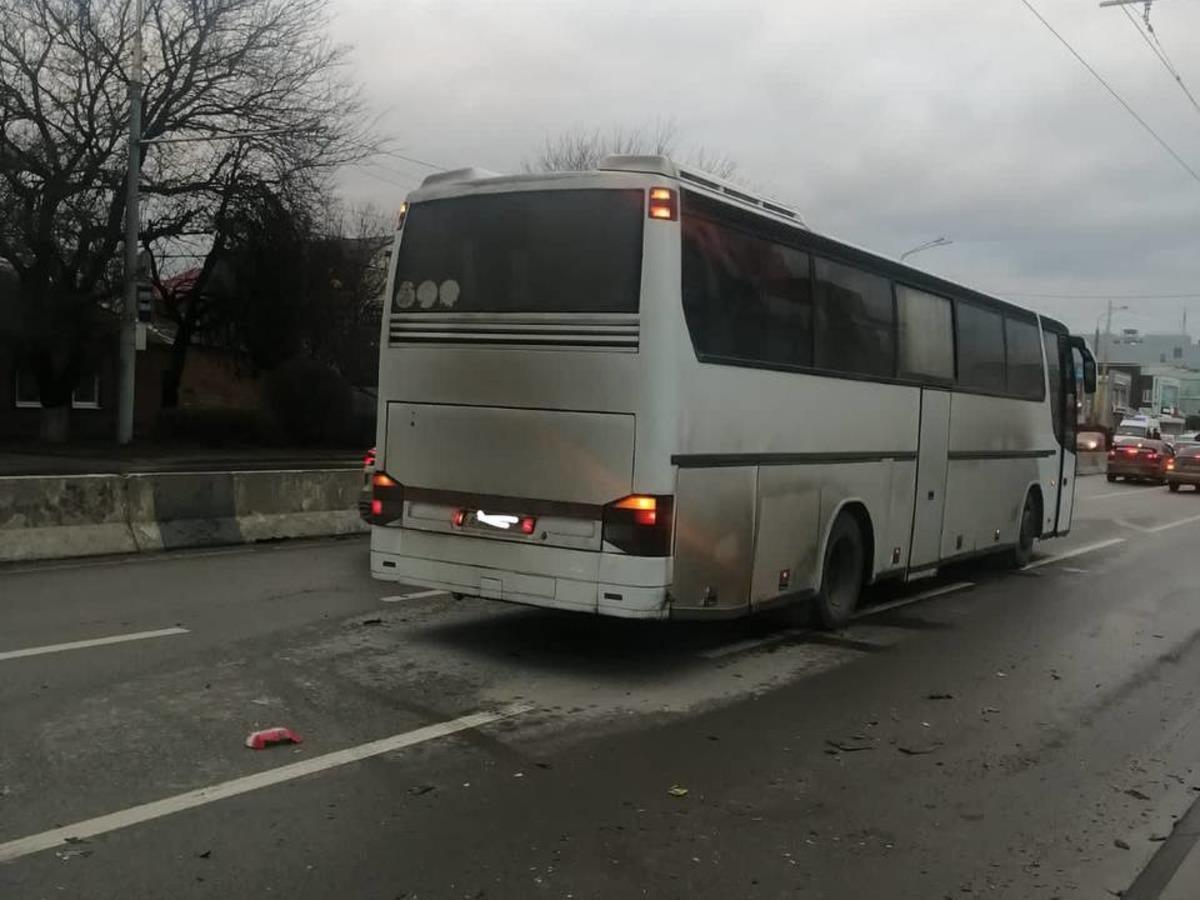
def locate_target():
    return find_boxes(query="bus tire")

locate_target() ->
[1106,474,1117,482]
[1008,492,1039,569]
[1169,482,1180,493]
[814,514,866,630]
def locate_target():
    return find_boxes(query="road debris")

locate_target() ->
[361,617,383,626]
[1123,788,1151,802]
[667,785,690,798]
[826,736,875,753]
[897,743,942,756]
[1114,838,1131,850]
[981,707,1000,716]
[196,849,212,859]
[927,693,954,701]
[245,726,303,749]
[409,785,436,796]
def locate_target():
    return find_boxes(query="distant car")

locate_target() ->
[358,447,376,520]
[1166,444,1200,493]
[1076,430,1105,452]
[1107,437,1172,484]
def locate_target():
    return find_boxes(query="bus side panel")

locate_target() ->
[943,393,1055,558]
[750,467,822,605]
[817,461,911,583]
[671,467,756,616]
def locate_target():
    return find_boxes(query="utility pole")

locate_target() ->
[117,0,144,445]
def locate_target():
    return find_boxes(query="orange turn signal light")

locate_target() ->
[648,187,677,221]
[614,495,657,511]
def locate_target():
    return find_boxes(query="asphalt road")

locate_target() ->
[3,476,1200,899]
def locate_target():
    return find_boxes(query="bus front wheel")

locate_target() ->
[814,514,866,630]
[1008,493,1039,569]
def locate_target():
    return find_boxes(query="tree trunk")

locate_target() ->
[161,311,196,408]
[39,404,70,443]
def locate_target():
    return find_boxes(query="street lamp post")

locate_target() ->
[116,0,144,445]
[1093,301,1130,426]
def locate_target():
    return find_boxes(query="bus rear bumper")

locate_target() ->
[370,526,671,620]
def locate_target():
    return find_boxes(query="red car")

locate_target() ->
[1106,437,1172,484]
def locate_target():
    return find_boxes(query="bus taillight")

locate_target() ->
[369,472,404,526]
[604,495,673,556]
[648,187,677,221]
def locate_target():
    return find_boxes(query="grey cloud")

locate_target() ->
[332,0,1200,335]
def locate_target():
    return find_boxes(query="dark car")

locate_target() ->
[1106,437,1172,484]
[1166,443,1200,493]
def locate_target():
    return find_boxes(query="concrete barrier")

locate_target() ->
[1077,451,1107,476]
[0,469,366,564]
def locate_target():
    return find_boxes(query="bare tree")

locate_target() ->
[0,0,374,440]
[524,121,739,180]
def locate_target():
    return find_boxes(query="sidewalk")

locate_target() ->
[0,442,363,476]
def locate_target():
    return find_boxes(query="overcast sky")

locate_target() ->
[330,0,1200,338]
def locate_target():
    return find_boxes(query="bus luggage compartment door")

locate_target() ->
[385,402,635,506]
[670,467,756,617]
[909,388,951,569]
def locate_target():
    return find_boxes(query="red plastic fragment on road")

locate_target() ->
[245,727,303,750]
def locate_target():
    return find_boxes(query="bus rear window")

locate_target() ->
[392,189,644,314]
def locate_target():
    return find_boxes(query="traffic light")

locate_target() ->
[135,249,153,322]
[136,280,154,322]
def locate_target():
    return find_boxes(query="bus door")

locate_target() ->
[909,388,951,569]
[1050,335,1096,535]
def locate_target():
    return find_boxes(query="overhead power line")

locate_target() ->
[1118,4,1200,117]
[1017,0,1200,186]
[1002,291,1200,300]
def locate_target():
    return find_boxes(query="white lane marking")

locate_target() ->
[381,589,447,603]
[1081,489,1156,502]
[1023,537,1126,570]
[856,580,976,619]
[1146,512,1200,534]
[0,627,189,663]
[1113,517,1152,533]
[0,704,530,864]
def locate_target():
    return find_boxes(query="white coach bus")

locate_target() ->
[369,156,1096,626]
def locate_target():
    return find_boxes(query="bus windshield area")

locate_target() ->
[391,189,644,314]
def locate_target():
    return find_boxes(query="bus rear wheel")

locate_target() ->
[814,514,865,630]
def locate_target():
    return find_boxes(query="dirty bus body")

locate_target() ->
[369,156,1095,625]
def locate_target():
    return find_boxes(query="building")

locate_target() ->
[0,263,261,441]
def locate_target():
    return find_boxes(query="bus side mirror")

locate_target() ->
[1068,335,1097,394]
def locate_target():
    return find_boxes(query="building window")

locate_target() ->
[72,373,100,409]
[14,370,40,408]
[13,370,101,409]
[897,285,954,382]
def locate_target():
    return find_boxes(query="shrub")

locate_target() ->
[264,356,352,445]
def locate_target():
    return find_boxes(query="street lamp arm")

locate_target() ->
[900,237,953,262]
